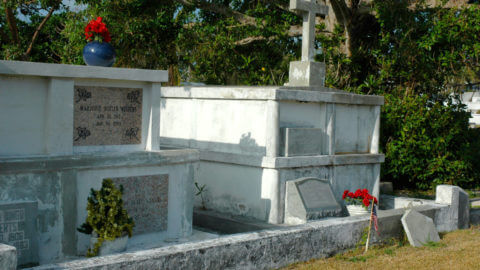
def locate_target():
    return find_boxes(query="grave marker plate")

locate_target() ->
[285,178,342,225]
[73,86,142,146]
[110,174,169,234]
[0,201,38,266]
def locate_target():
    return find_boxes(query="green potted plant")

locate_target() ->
[77,178,135,257]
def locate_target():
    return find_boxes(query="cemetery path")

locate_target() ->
[283,225,480,270]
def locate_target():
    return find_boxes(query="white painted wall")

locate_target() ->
[0,76,48,156]
[161,99,268,155]
[196,161,266,220]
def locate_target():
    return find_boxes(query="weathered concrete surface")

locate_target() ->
[288,61,325,87]
[32,205,448,270]
[0,244,16,270]
[435,185,470,230]
[379,194,435,210]
[0,60,168,83]
[401,209,440,247]
[0,150,199,264]
[280,128,323,156]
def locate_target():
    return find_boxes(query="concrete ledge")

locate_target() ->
[199,150,384,168]
[162,86,384,105]
[0,244,16,270]
[0,150,199,173]
[31,205,446,270]
[0,60,168,82]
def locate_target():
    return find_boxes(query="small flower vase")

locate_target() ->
[346,205,369,216]
[83,41,115,67]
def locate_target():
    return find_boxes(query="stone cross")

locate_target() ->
[290,0,328,61]
[288,0,328,87]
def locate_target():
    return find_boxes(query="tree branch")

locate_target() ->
[235,28,331,46]
[24,5,56,57]
[3,0,20,45]
[175,0,257,25]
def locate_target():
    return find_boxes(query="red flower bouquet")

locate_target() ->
[85,17,111,43]
[342,188,378,208]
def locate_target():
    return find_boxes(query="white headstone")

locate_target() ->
[401,209,440,247]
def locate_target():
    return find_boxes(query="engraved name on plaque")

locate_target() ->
[73,86,142,146]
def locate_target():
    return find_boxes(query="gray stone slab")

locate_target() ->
[0,243,16,270]
[435,185,470,229]
[111,174,169,234]
[284,178,342,225]
[73,86,142,146]
[0,150,199,174]
[280,128,323,157]
[0,60,168,82]
[401,209,440,247]
[160,86,385,105]
[0,201,38,266]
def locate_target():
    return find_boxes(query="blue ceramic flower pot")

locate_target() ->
[83,41,116,67]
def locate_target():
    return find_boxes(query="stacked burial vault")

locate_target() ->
[0,60,198,266]
[160,86,384,224]
[161,0,384,224]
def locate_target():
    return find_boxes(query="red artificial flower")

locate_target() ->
[84,16,111,43]
[354,189,362,198]
[363,197,370,207]
[342,190,349,199]
[348,192,355,198]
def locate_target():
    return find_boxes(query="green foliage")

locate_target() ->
[178,0,296,85]
[77,179,134,257]
[318,1,480,190]
[381,93,480,189]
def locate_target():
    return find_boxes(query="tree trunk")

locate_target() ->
[3,0,20,45]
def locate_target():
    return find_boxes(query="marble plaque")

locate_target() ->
[110,174,169,235]
[73,86,142,146]
[0,201,38,266]
[284,178,342,225]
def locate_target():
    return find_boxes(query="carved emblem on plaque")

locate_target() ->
[73,86,142,146]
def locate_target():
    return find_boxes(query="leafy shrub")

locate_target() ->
[77,179,134,257]
[381,93,479,190]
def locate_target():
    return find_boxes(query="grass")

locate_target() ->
[282,226,480,270]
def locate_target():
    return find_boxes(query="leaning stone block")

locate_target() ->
[0,244,17,270]
[435,185,470,229]
[401,209,440,247]
[284,178,342,225]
